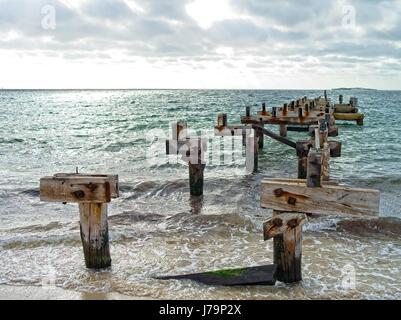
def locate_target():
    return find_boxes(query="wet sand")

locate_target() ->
[0,284,144,300]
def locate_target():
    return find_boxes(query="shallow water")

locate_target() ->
[0,89,400,299]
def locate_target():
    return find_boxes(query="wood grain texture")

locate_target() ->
[79,203,111,269]
[261,179,380,217]
[263,213,307,240]
[40,176,113,203]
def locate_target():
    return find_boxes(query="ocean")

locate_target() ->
[0,89,400,299]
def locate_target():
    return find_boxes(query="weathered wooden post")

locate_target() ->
[296,141,311,179]
[246,130,258,174]
[172,120,188,141]
[246,106,251,117]
[40,174,119,269]
[283,103,288,115]
[339,95,343,104]
[263,211,306,283]
[306,130,322,188]
[188,137,207,196]
[318,120,330,181]
[257,118,264,149]
[298,107,303,118]
[279,124,287,137]
[324,90,328,102]
[217,113,227,127]
[261,102,267,115]
[272,107,277,118]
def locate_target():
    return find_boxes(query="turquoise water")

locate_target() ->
[0,89,400,299]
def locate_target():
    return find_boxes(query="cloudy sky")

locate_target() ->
[0,0,400,89]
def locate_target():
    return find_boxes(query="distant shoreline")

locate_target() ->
[0,88,397,91]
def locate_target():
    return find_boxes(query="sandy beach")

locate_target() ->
[0,284,142,300]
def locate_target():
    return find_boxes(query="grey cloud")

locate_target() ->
[0,0,400,76]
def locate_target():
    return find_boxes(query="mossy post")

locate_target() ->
[79,203,111,269]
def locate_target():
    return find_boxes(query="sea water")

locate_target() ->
[0,89,400,299]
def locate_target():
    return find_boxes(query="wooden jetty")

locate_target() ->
[40,173,119,269]
[39,91,378,286]
[259,123,379,283]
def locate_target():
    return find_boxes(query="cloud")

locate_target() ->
[0,0,400,88]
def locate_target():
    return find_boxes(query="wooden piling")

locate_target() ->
[306,148,322,188]
[322,142,330,181]
[262,103,266,113]
[79,203,111,269]
[217,114,227,127]
[257,122,264,149]
[279,124,287,137]
[246,106,251,117]
[189,163,206,196]
[296,141,311,179]
[339,95,343,104]
[272,107,277,118]
[271,211,304,283]
[246,133,258,174]
[298,108,303,118]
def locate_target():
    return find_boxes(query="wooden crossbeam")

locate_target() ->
[40,175,119,204]
[53,173,119,198]
[260,179,380,217]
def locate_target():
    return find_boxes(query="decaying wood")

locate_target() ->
[271,211,303,283]
[171,120,188,140]
[157,265,277,286]
[79,203,111,269]
[261,179,380,217]
[263,213,307,240]
[306,148,322,188]
[189,163,205,196]
[279,124,287,137]
[40,176,113,203]
[322,142,331,181]
[246,134,258,174]
[53,173,119,198]
[266,178,340,186]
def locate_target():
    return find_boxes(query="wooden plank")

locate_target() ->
[156,265,277,286]
[53,173,119,198]
[266,178,340,186]
[40,176,112,203]
[261,179,380,217]
[263,213,307,240]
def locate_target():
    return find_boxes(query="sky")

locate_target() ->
[0,0,400,89]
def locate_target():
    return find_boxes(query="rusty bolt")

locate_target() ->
[288,197,297,205]
[73,190,85,199]
[274,188,284,197]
